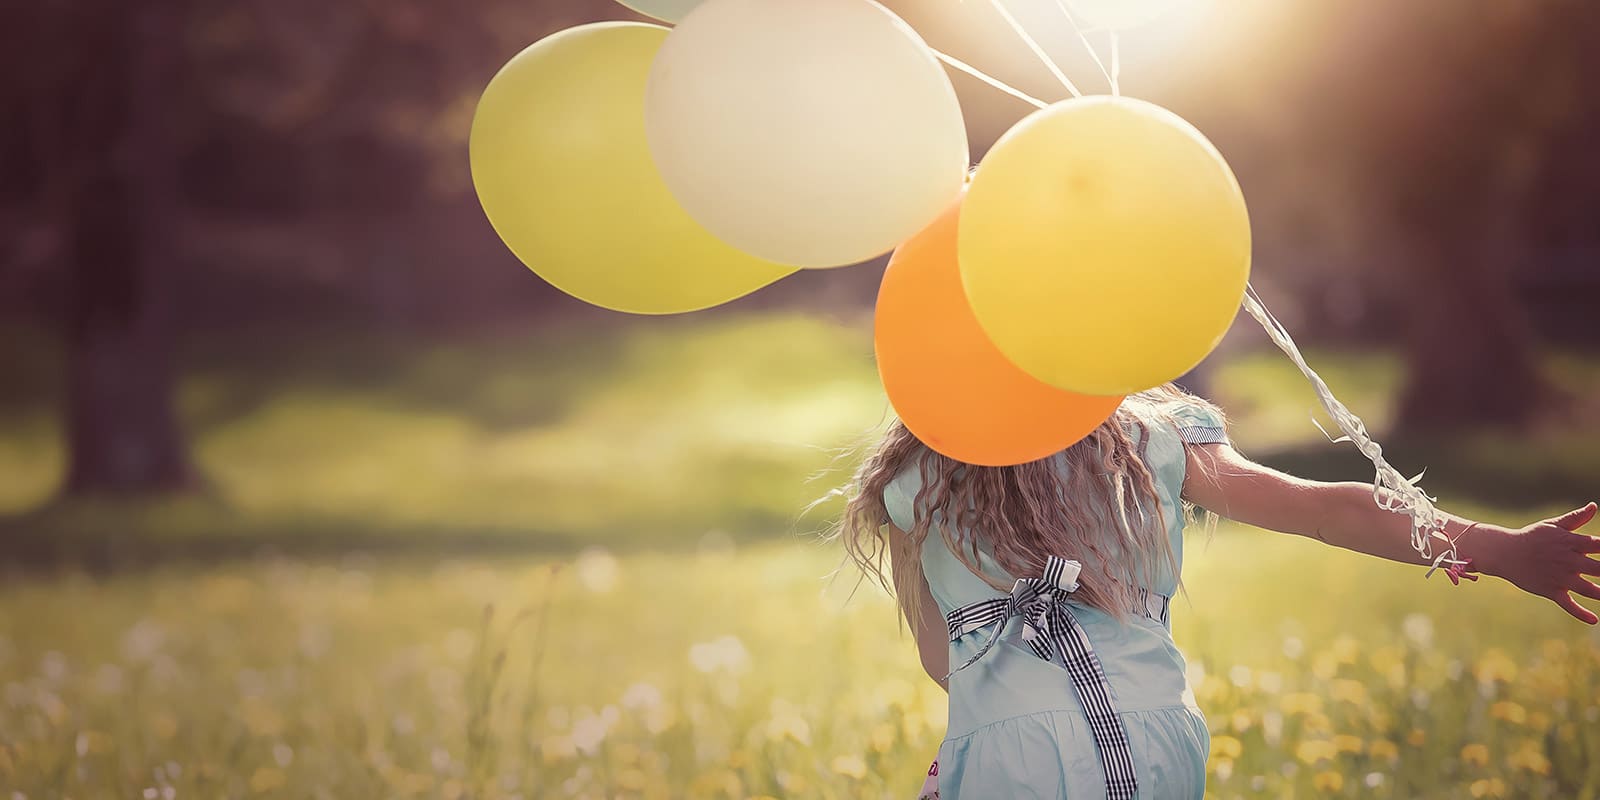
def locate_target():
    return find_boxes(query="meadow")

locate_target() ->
[2,312,1598,799]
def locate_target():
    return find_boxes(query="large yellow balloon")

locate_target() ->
[469,22,797,314]
[959,96,1250,396]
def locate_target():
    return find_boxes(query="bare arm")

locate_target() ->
[887,521,950,692]
[1181,441,1600,625]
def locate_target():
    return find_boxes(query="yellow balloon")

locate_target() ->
[959,96,1250,396]
[469,22,797,314]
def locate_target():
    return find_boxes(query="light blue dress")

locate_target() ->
[884,404,1227,800]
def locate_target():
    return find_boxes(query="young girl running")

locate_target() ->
[837,383,1599,799]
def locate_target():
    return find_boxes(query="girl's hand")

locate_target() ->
[1491,502,1600,625]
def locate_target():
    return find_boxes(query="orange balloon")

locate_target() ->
[874,192,1125,466]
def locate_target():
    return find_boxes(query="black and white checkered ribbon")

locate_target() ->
[943,555,1169,800]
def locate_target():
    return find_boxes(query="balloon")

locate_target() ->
[876,191,1124,467]
[614,0,704,22]
[644,0,969,268]
[1066,0,1181,31]
[469,22,797,314]
[959,96,1250,396]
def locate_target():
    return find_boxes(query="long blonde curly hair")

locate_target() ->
[826,382,1225,649]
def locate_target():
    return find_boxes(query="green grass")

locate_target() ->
[2,313,1599,797]
[2,526,1598,798]
[5,312,1596,561]
[0,313,891,556]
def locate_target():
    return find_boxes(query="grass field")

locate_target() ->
[5,528,1600,798]
[2,312,1598,798]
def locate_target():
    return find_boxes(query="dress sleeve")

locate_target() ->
[1171,402,1230,446]
[883,475,917,531]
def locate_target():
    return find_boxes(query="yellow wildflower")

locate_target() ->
[765,714,811,746]
[831,754,868,780]
[1331,635,1361,665]
[1295,739,1336,764]
[1229,710,1252,733]
[250,767,287,793]
[150,711,179,741]
[1489,701,1526,725]
[1280,692,1323,716]
[1474,648,1519,684]
[1460,743,1490,767]
[1314,770,1344,792]
[616,769,648,791]
[1507,740,1551,775]
[1329,679,1368,706]
[612,741,642,764]
[1539,639,1568,662]
[1334,734,1365,754]
[1312,653,1340,680]
[1209,757,1234,781]
[1470,777,1508,798]
[870,723,898,753]
[540,734,576,763]
[1407,728,1427,747]
[1369,739,1399,761]
[1210,735,1243,760]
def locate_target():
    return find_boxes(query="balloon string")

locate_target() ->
[1240,284,1467,579]
[1110,32,1120,96]
[932,49,1049,109]
[1052,0,1114,93]
[987,0,1082,97]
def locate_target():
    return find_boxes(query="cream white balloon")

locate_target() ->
[644,0,969,268]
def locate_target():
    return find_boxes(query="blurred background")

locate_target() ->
[1,0,1596,798]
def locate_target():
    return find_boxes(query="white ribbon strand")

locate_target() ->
[1241,284,1468,579]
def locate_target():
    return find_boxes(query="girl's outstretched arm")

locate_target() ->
[888,522,951,692]
[1180,441,1600,625]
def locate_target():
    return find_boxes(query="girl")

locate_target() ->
[836,383,1599,799]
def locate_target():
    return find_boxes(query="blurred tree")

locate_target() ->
[27,1,199,494]
[1330,0,1592,431]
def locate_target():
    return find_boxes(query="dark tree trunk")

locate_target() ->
[56,1,195,495]
[1392,197,1552,433]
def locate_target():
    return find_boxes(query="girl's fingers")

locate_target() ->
[1571,578,1600,602]
[1576,554,1600,576]
[1554,591,1599,625]
[1571,534,1600,554]
[1549,502,1599,532]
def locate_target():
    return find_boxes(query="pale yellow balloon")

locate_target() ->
[469,22,797,314]
[613,0,704,22]
[644,0,969,268]
[959,96,1251,396]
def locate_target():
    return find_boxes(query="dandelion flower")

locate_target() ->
[1401,613,1434,649]
[1506,740,1551,775]
[575,547,620,594]
[1295,739,1336,764]
[1334,734,1364,754]
[1470,777,1508,798]
[1489,701,1527,725]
